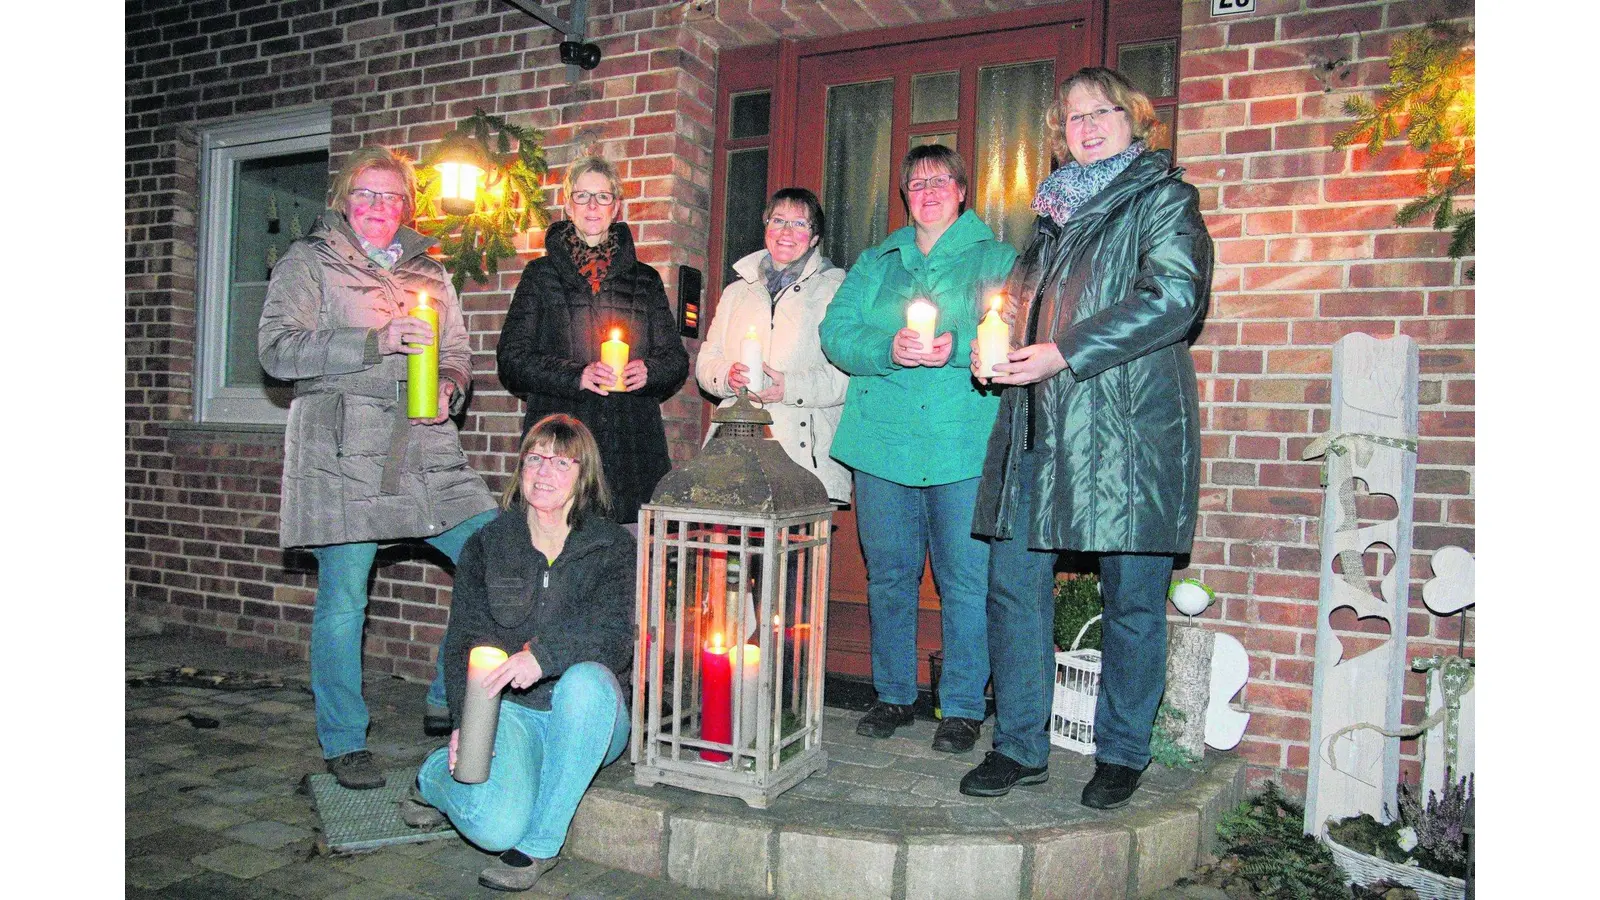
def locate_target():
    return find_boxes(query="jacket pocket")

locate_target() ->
[487,575,532,628]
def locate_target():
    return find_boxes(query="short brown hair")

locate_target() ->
[898,143,969,215]
[501,414,613,527]
[330,147,417,215]
[562,155,624,207]
[1044,66,1168,164]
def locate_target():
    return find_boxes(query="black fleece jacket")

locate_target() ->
[441,506,636,724]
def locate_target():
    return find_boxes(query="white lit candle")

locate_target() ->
[739,326,765,393]
[976,295,1009,377]
[906,299,938,354]
[730,643,761,749]
[455,645,508,783]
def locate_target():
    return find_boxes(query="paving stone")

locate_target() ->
[826,761,922,792]
[334,847,447,887]
[172,803,257,831]
[566,787,669,878]
[1031,824,1132,900]
[1126,805,1201,898]
[776,829,898,900]
[668,813,774,896]
[319,880,432,900]
[127,824,234,860]
[192,842,293,879]
[126,853,204,890]
[226,819,317,850]
[248,860,362,899]
[130,705,190,725]
[906,834,1024,900]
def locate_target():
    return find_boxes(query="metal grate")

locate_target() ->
[308,767,456,853]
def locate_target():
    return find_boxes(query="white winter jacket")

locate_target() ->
[696,249,852,503]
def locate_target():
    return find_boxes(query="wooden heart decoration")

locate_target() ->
[1422,545,1474,615]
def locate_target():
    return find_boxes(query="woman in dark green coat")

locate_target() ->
[957,68,1214,809]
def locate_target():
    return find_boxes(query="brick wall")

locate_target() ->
[127,0,1474,790]
[1176,0,1474,793]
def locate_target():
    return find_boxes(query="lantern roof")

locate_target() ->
[648,394,831,517]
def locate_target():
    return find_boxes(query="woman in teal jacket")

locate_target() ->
[820,144,1016,755]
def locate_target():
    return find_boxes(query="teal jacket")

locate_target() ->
[820,210,1017,486]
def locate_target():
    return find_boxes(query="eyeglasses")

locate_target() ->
[765,217,812,233]
[571,191,617,207]
[524,451,579,474]
[906,174,957,194]
[1067,106,1126,128]
[348,188,409,209]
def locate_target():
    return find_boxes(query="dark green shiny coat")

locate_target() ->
[972,150,1213,554]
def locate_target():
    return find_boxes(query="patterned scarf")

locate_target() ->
[355,233,403,269]
[759,247,816,302]
[563,226,618,295]
[1030,140,1145,225]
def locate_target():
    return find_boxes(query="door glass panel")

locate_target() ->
[910,132,957,153]
[227,150,325,389]
[723,148,769,282]
[974,60,1055,252]
[910,71,959,124]
[823,80,894,270]
[730,90,772,139]
[1118,40,1178,99]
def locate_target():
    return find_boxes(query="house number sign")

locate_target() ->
[1211,0,1255,16]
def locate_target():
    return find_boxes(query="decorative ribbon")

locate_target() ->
[1320,655,1473,781]
[1302,432,1418,595]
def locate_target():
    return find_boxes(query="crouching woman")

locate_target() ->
[401,414,633,892]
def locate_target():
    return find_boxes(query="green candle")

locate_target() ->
[406,292,439,418]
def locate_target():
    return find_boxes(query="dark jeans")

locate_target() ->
[985,452,1173,769]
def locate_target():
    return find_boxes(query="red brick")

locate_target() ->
[1228,69,1323,100]
[1226,17,1277,45]
[1295,203,1404,233]
[1241,322,1290,345]
[1216,238,1264,264]
[1236,436,1283,460]
[1211,406,1312,434]
[1230,488,1321,517]
[1180,76,1225,104]
[1348,261,1456,289]
[1242,264,1343,292]
[1266,234,1371,263]
[1225,128,1272,155]
[1247,151,1345,180]
[1319,291,1424,318]
[1325,172,1431,203]
[1249,97,1300,125]
[1203,213,1243,238]
[1214,293,1316,320]
[1244,210,1294,235]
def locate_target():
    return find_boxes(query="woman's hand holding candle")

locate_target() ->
[413,380,455,426]
[892,328,953,368]
[482,647,544,694]
[752,364,785,403]
[581,361,617,395]
[376,315,435,355]
[985,341,1069,387]
[621,358,648,392]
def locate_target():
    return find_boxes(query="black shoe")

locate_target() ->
[1081,761,1142,809]
[479,849,559,892]
[326,750,385,790]
[931,716,982,753]
[958,751,1049,797]
[423,704,452,737]
[855,700,916,738]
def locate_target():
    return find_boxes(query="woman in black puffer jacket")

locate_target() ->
[497,155,689,526]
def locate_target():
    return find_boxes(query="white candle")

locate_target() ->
[455,645,508,784]
[729,643,761,749]
[739,326,765,393]
[906,299,938,354]
[977,295,1009,377]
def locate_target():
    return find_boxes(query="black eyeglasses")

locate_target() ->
[347,188,409,209]
[571,191,617,207]
[1067,106,1126,127]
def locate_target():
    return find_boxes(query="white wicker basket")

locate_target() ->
[1323,828,1466,900]
[1049,615,1101,755]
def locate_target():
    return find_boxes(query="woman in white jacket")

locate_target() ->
[696,188,851,503]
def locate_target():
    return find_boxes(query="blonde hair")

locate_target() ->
[329,147,417,215]
[562,155,624,206]
[501,414,613,527]
[1044,67,1168,164]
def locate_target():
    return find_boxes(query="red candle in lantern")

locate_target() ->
[700,632,732,761]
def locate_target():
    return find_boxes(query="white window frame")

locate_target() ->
[195,106,331,425]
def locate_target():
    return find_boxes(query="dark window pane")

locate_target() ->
[975,60,1055,252]
[723,148,769,283]
[911,71,959,124]
[823,80,894,270]
[1118,40,1178,99]
[730,91,772,140]
[228,149,326,389]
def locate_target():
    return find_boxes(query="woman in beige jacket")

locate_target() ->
[696,188,851,503]
[258,147,497,790]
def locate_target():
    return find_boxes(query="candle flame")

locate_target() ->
[746,326,759,339]
[989,295,1002,313]
[610,327,622,341]
[468,645,509,669]
[417,291,430,309]
[709,632,724,653]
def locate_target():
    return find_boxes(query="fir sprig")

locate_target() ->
[1218,782,1350,900]
[415,110,552,291]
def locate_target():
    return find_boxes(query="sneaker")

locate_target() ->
[326,750,385,790]
[423,704,452,737]
[397,783,447,829]
[478,849,559,892]
[931,716,982,753]
[1081,761,1142,809]
[958,751,1049,797]
[855,700,916,738]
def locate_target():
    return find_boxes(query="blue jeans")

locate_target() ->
[418,662,630,860]
[854,471,990,720]
[310,509,496,759]
[985,451,1173,769]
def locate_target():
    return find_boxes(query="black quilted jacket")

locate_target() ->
[497,220,690,523]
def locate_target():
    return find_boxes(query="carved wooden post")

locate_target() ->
[1303,334,1419,835]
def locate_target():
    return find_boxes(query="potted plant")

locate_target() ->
[1323,774,1472,900]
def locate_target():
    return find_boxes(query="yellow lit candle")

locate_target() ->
[406,292,440,418]
[739,326,765,393]
[455,645,509,784]
[906,299,938,354]
[600,327,629,392]
[977,295,1009,377]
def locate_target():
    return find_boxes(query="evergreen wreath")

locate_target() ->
[415,110,552,291]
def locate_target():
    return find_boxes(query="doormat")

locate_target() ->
[308,767,456,853]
